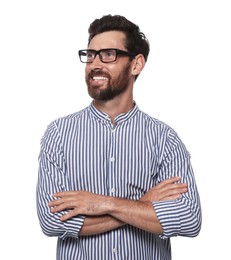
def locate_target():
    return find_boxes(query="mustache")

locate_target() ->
[87,70,110,79]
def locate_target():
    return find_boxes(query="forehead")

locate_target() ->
[88,31,126,50]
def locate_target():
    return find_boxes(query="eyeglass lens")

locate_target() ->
[80,49,117,63]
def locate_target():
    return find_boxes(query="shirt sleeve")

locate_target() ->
[153,129,202,239]
[36,121,85,239]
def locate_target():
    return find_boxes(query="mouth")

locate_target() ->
[92,76,108,81]
[88,71,110,87]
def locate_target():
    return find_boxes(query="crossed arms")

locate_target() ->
[48,177,187,236]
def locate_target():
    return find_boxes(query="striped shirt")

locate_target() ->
[37,102,201,260]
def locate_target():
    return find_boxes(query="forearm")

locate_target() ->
[79,215,125,236]
[80,198,163,236]
[105,197,163,235]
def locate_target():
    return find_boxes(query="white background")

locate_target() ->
[0,0,230,259]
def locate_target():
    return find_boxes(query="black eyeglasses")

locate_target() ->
[78,48,136,63]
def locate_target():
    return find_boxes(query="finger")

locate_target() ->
[50,205,63,213]
[49,193,79,207]
[162,194,182,201]
[159,187,188,200]
[51,204,74,213]
[49,197,77,212]
[168,183,188,191]
[48,198,63,207]
[152,183,187,200]
[60,210,79,221]
[155,176,181,188]
[53,191,76,197]
[164,185,187,195]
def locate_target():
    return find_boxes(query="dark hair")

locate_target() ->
[88,15,150,62]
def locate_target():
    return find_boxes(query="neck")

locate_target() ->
[93,94,134,125]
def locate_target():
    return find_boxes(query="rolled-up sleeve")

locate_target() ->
[36,122,85,239]
[153,129,202,239]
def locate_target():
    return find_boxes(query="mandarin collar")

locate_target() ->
[88,101,139,124]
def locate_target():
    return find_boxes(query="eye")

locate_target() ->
[86,51,95,58]
[104,50,115,57]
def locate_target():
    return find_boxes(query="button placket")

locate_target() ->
[108,125,117,196]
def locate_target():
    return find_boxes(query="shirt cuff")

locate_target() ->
[153,200,181,239]
[60,215,85,239]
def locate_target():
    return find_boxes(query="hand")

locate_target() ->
[140,176,187,202]
[48,191,109,221]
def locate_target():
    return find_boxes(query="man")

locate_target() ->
[37,14,202,259]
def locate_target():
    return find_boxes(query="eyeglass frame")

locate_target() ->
[78,48,136,63]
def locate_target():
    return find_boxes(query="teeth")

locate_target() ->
[93,76,108,81]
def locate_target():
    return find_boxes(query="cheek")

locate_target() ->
[111,67,125,78]
[85,66,90,74]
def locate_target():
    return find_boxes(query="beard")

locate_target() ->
[86,63,131,101]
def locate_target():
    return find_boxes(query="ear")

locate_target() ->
[131,54,146,77]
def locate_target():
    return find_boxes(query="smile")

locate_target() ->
[92,76,108,81]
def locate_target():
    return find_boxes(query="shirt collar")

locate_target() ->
[88,101,139,124]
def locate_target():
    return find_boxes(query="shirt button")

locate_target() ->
[110,157,115,162]
[111,187,116,193]
[112,248,117,254]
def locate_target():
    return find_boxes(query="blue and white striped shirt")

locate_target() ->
[37,102,201,260]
